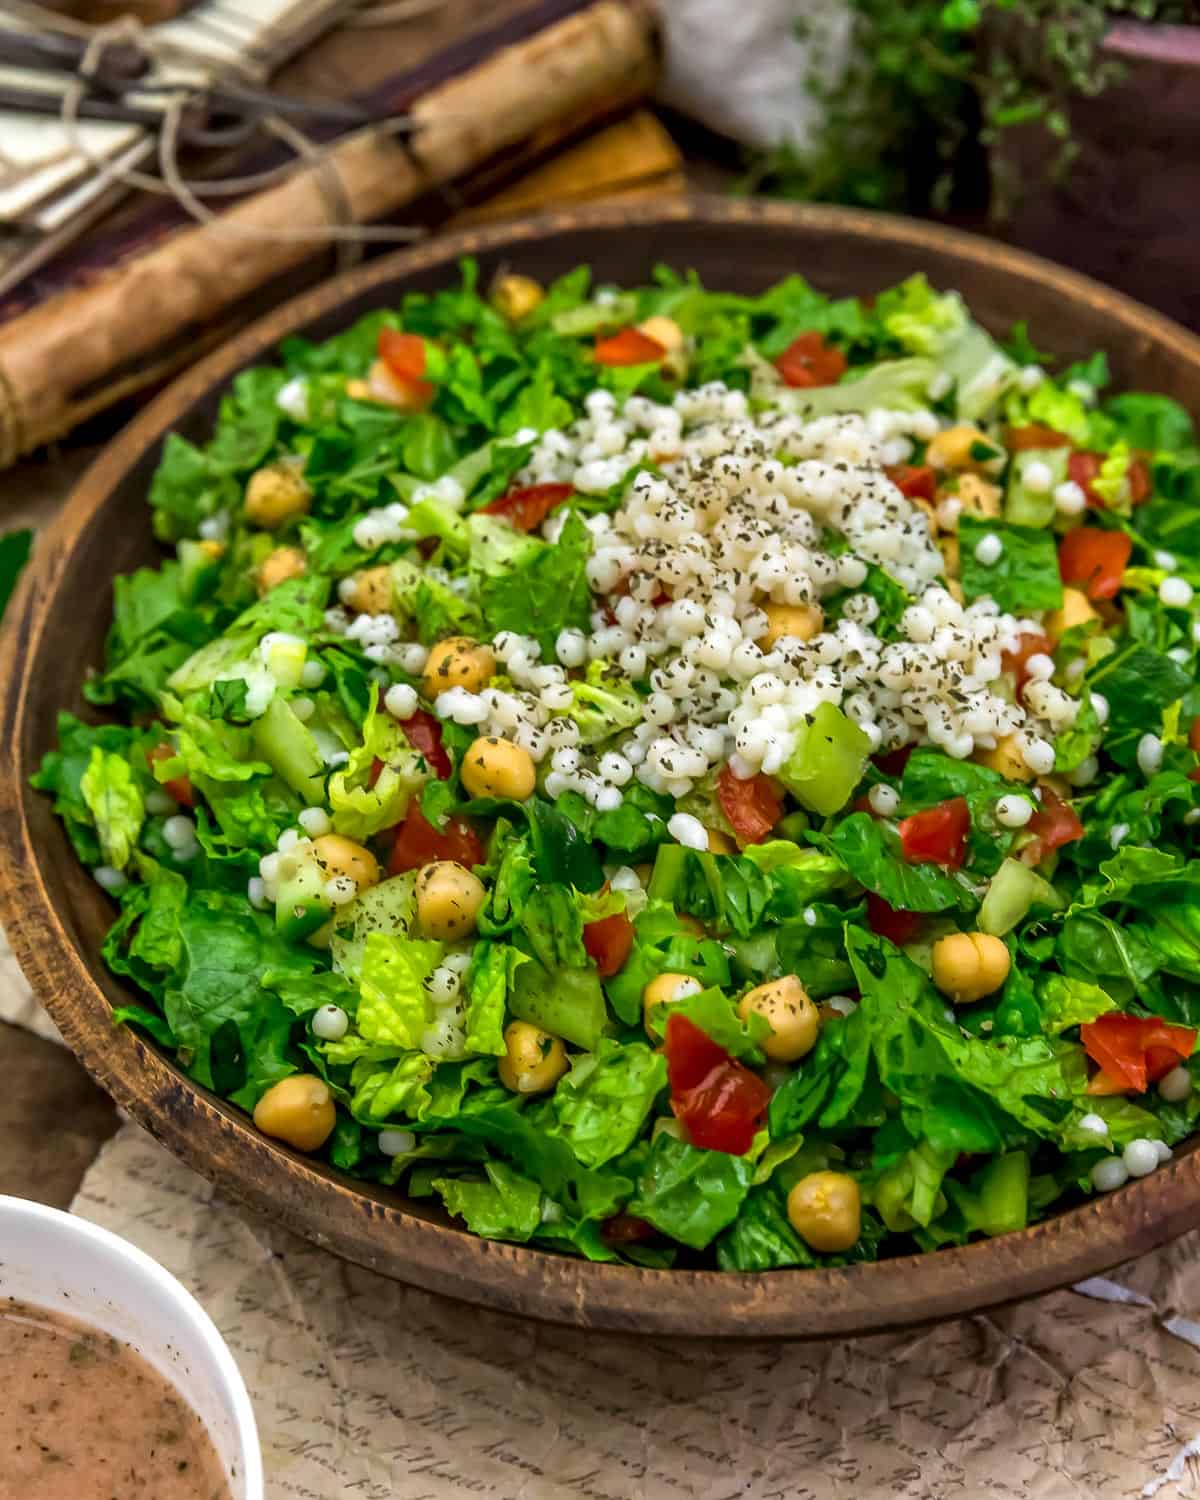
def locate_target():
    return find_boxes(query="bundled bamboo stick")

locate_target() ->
[0,0,658,466]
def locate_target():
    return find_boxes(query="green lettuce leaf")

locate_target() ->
[356,932,443,1049]
[958,515,1063,613]
[463,941,523,1057]
[552,1039,667,1167]
[327,687,427,839]
[628,1134,756,1250]
[820,812,974,913]
[80,747,144,870]
[433,1161,544,1242]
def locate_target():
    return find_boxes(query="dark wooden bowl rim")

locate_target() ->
[4,197,1200,1339]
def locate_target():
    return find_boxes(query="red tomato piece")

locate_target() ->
[1002,630,1054,690]
[1069,449,1152,509]
[866,893,923,946]
[398,709,451,779]
[664,1014,728,1093]
[376,329,434,408]
[148,743,195,809]
[583,908,635,979]
[600,1214,657,1246]
[716,765,782,847]
[1007,424,1072,451]
[884,464,937,502]
[1081,1013,1197,1095]
[387,801,483,875]
[664,1016,772,1157]
[1058,526,1132,601]
[479,482,573,532]
[773,332,848,389]
[377,329,427,380]
[1026,788,1084,858]
[898,797,970,870]
[1086,1067,1131,1097]
[873,744,916,778]
[1189,716,1200,754]
[594,327,665,366]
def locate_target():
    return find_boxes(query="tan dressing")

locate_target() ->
[0,1297,233,1500]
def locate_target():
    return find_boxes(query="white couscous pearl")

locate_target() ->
[1023,460,1053,494]
[1090,693,1110,726]
[426,965,461,1004]
[1154,550,1177,571]
[1023,653,1054,682]
[93,865,128,895]
[311,1004,349,1041]
[1092,1156,1129,1192]
[378,1129,416,1157]
[868,784,899,817]
[384,682,419,720]
[1158,1066,1191,1103]
[1068,755,1099,788]
[667,812,709,851]
[1136,733,1164,778]
[1077,1112,1109,1139]
[974,533,1004,567]
[145,787,175,816]
[247,876,267,909]
[1053,480,1087,517]
[324,875,358,906]
[300,659,325,689]
[1159,576,1194,608]
[298,806,332,838]
[824,996,857,1017]
[995,794,1034,829]
[1123,1138,1161,1178]
[162,815,196,850]
[1021,737,1056,776]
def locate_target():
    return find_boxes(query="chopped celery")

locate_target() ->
[1004,448,1069,528]
[252,695,326,803]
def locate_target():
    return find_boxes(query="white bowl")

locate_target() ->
[0,1194,263,1500]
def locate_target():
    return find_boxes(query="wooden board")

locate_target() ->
[6,197,1200,1336]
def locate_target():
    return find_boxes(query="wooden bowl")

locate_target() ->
[4,197,1200,1339]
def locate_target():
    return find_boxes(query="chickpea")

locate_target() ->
[491,273,544,322]
[642,972,702,1031]
[925,424,1000,474]
[498,1021,568,1094]
[932,931,1011,1005]
[311,834,380,892]
[415,860,486,941]
[786,1171,861,1253]
[1045,586,1099,644]
[460,736,536,801]
[706,827,737,855]
[257,545,306,596]
[938,534,960,580]
[757,602,824,650]
[342,564,392,615]
[243,460,310,529]
[638,315,685,353]
[974,733,1036,782]
[422,637,496,700]
[737,976,820,1063]
[955,473,1003,519]
[253,1075,336,1152]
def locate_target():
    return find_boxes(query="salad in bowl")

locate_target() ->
[35,260,1200,1270]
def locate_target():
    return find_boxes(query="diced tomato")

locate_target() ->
[1081,1013,1197,1095]
[377,329,427,380]
[479,482,573,532]
[1006,424,1072,451]
[1058,526,1132,601]
[601,1214,657,1245]
[1190,717,1200,753]
[884,464,937,502]
[1002,630,1054,690]
[148,743,195,809]
[387,801,483,875]
[866,893,923,946]
[873,744,916,778]
[1069,449,1152,509]
[594,327,665,366]
[716,765,782,847]
[1025,788,1084,860]
[899,797,970,870]
[399,710,451,779]
[773,332,847,389]
[583,908,634,979]
[664,1015,770,1156]
[1085,1067,1131,1097]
